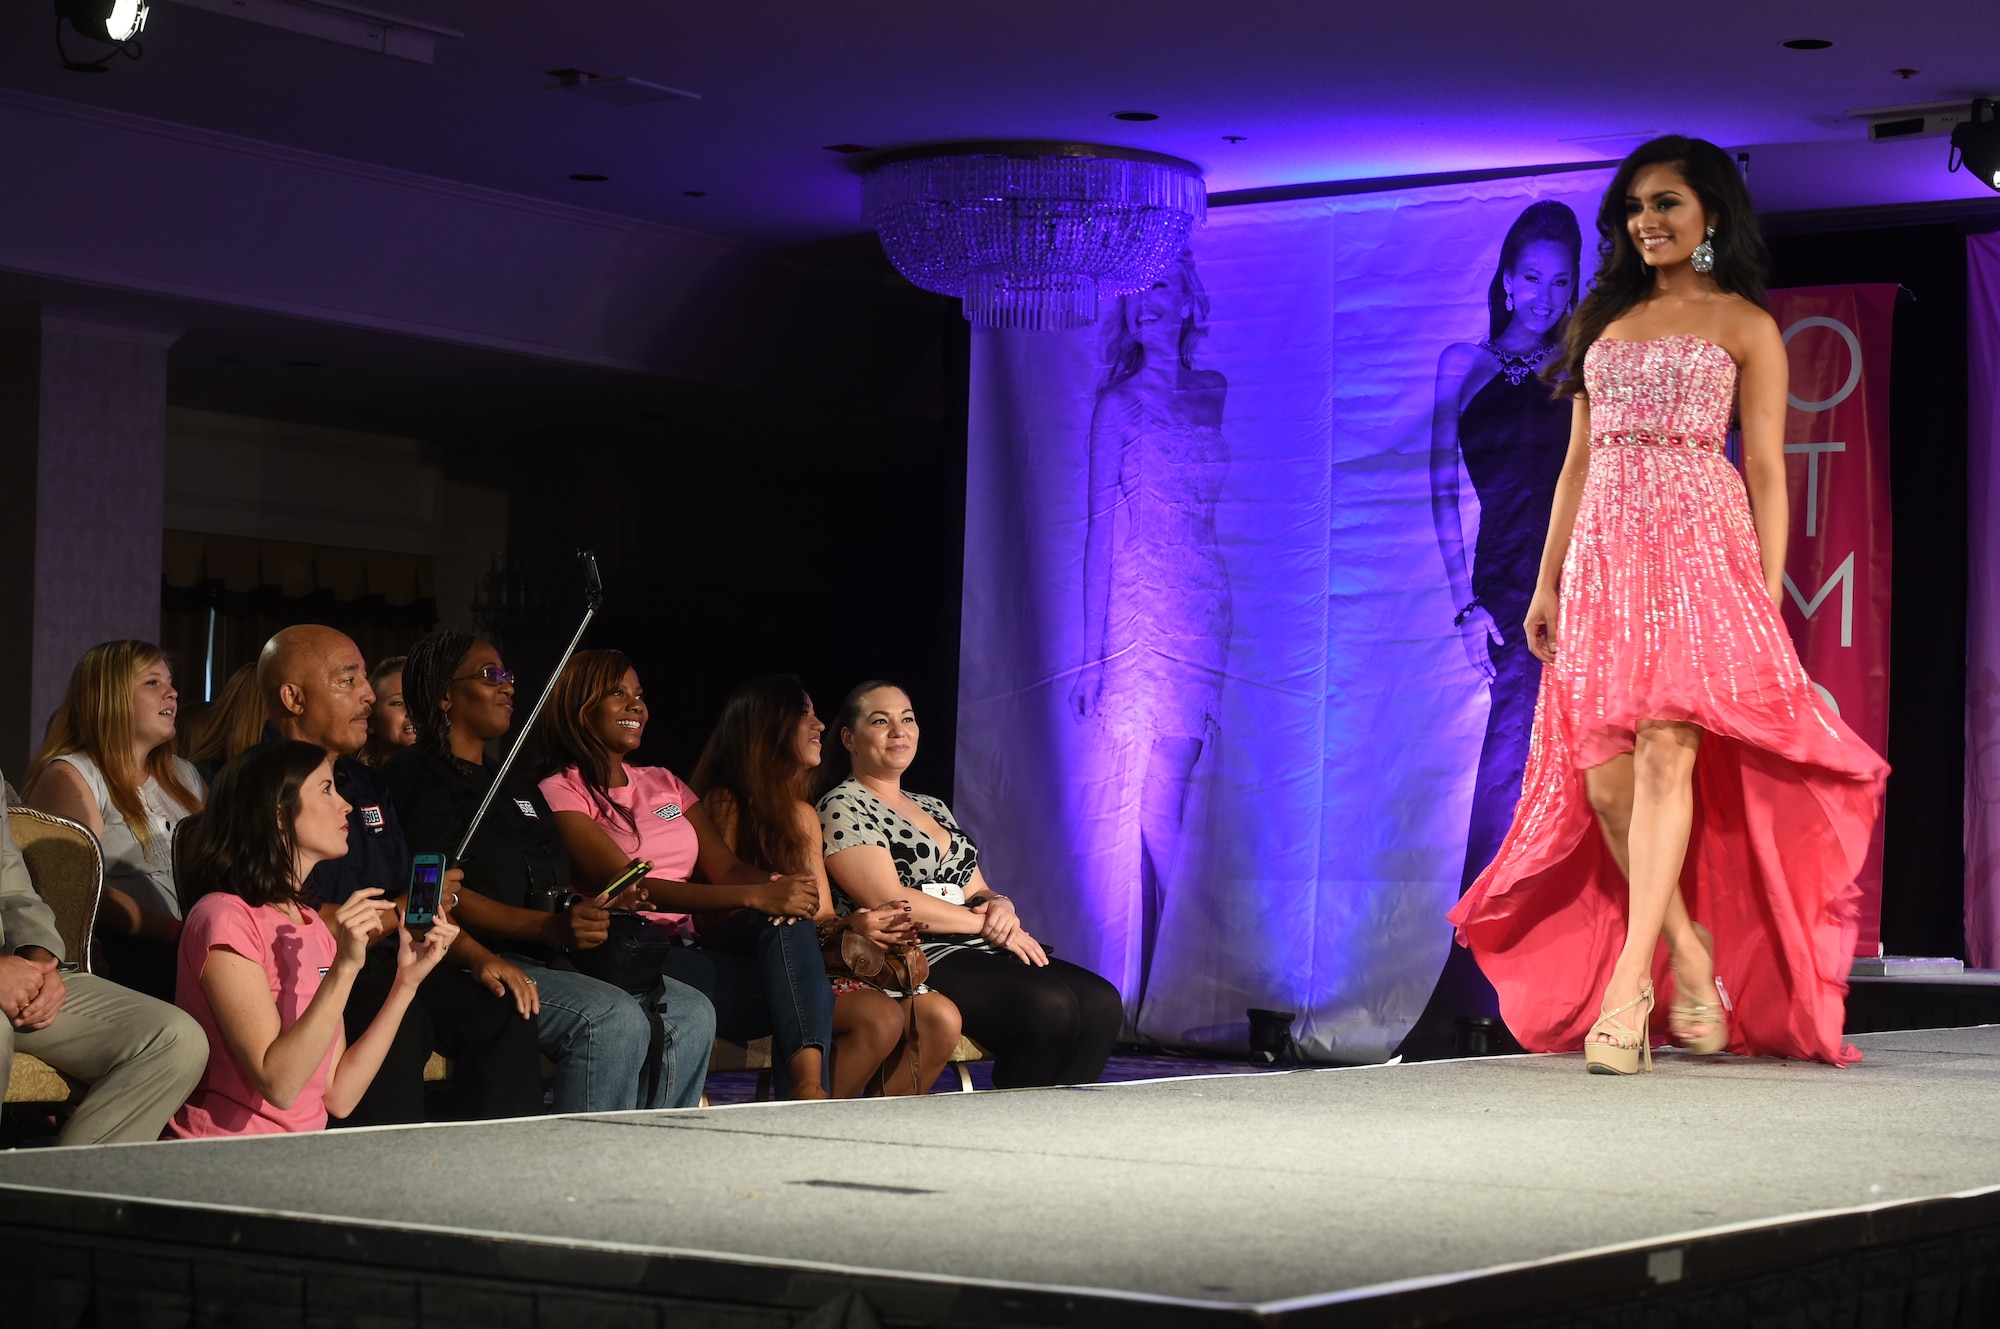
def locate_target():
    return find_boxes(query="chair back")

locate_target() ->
[5,807,104,971]
[172,811,202,919]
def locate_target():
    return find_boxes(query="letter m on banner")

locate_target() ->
[1768,286,1896,956]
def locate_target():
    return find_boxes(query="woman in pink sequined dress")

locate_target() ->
[1446,137,1888,1072]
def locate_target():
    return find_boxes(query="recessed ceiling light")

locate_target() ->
[1781,38,1833,49]
[1112,111,1159,122]
[682,190,707,197]
[569,173,610,182]
[823,143,874,154]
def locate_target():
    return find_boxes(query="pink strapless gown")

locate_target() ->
[1446,335,1888,1066]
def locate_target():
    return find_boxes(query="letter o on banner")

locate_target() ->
[1782,316,1865,413]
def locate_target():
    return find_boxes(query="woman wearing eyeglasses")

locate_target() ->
[381,630,717,1113]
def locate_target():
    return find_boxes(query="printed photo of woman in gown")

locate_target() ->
[1399,200,1582,1060]
[1070,249,1232,1019]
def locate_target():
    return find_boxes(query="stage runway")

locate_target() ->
[6,1027,2000,1327]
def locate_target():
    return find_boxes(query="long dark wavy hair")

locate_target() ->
[1487,200,1582,342]
[532,649,642,841]
[1549,136,1768,399]
[689,675,818,876]
[180,740,329,908]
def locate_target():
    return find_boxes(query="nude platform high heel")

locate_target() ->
[1669,922,1731,1056]
[1583,983,1655,1076]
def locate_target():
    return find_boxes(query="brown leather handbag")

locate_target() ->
[822,925,931,1094]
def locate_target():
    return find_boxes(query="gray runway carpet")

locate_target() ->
[4,1027,1998,1311]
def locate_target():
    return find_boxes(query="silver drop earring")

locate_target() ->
[1505,289,1515,311]
[1690,226,1717,275]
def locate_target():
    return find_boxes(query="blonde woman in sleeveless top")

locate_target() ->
[26,642,205,1000]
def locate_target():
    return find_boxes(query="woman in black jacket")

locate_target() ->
[383,630,715,1112]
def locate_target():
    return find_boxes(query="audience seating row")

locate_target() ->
[5,804,990,1121]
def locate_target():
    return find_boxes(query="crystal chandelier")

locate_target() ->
[862,142,1206,331]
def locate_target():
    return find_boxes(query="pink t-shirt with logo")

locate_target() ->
[169,892,340,1138]
[539,764,700,936]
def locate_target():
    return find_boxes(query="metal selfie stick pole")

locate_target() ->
[453,549,605,861]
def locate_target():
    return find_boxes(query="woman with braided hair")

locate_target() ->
[382,630,716,1112]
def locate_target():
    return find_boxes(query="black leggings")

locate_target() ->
[927,949,1122,1089]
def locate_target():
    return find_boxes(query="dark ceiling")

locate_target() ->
[3,0,1997,245]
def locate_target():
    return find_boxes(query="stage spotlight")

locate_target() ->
[57,0,147,43]
[55,0,149,72]
[1949,99,2000,194]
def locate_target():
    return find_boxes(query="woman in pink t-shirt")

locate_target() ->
[169,740,457,1137]
[537,651,833,1099]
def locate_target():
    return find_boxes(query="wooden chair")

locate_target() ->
[3,808,106,1113]
[171,812,200,919]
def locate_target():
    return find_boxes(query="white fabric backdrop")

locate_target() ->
[955,170,1612,1061]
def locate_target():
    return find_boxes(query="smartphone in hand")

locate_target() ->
[595,858,652,906]
[406,854,446,930]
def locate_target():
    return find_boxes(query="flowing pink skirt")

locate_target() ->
[1447,434,1888,1065]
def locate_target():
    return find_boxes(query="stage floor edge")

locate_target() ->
[6,1027,2000,1328]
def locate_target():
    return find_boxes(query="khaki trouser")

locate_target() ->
[1,972,207,1145]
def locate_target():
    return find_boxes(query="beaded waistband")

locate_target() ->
[1593,429,1726,453]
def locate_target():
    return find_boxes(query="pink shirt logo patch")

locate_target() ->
[653,803,683,822]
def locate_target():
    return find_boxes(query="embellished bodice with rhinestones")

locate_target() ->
[1583,334,1737,450]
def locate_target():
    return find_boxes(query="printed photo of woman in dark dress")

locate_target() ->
[1398,199,1581,1059]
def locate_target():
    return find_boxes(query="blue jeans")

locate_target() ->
[502,954,715,1112]
[659,913,833,1095]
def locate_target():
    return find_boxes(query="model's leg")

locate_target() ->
[1136,736,1203,1009]
[1591,721,1702,1043]
[830,988,901,1098]
[1584,751,1635,877]
[875,991,963,1096]
[1584,741,1719,1044]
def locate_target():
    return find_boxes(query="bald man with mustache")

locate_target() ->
[256,626,544,1125]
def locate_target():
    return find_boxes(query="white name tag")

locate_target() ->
[653,803,683,822]
[514,799,538,819]
[359,805,385,830]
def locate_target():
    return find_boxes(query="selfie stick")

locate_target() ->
[453,549,605,861]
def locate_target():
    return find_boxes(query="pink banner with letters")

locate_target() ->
[1766,284,1896,956]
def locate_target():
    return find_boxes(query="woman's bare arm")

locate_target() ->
[1733,312,1791,601]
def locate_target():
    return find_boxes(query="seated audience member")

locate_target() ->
[692,674,960,1097]
[359,655,416,768]
[26,641,205,1001]
[537,653,835,1099]
[169,741,457,1137]
[259,626,544,1125]
[384,631,715,1112]
[182,663,267,782]
[820,682,1123,1089]
[0,766,206,1144]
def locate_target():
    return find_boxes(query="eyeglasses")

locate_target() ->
[452,664,516,686]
